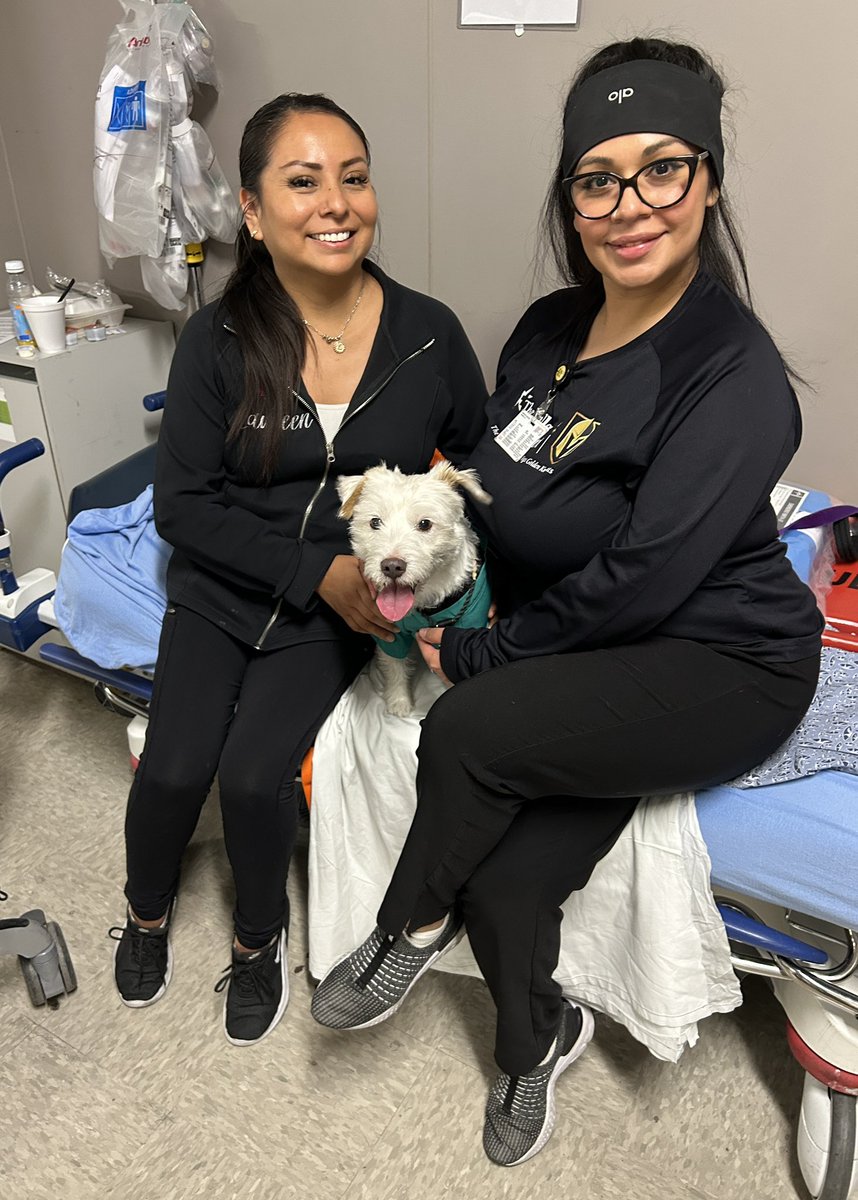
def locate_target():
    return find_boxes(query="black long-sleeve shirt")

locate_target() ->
[155,261,488,649]
[441,269,822,682]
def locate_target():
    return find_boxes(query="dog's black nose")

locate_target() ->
[380,557,407,580]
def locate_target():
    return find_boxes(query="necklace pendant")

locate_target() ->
[333,340,346,354]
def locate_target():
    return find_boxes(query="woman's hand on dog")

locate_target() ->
[317,555,399,641]
[417,628,452,686]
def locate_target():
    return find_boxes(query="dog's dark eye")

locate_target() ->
[369,517,382,530]
[417,519,433,532]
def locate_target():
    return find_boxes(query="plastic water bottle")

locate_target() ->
[5,260,35,358]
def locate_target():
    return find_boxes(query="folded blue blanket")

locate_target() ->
[53,485,170,671]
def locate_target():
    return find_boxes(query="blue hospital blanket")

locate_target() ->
[53,485,170,671]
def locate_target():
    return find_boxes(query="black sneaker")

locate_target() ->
[310,915,464,1030]
[482,999,594,1167]
[214,927,289,1046]
[109,898,175,1008]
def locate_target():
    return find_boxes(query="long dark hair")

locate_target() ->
[541,38,750,310]
[219,93,371,481]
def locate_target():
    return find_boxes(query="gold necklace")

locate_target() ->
[301,279,366,354]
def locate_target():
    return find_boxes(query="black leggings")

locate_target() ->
[377,638,819,1075]
[125,605,369,948]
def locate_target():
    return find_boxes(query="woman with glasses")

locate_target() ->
[311,38,823,1164]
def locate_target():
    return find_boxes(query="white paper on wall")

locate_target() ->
[459,1,579,27]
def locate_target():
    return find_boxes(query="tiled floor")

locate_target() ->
[0,648,812,1199]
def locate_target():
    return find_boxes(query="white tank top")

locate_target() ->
[314,401,349,446]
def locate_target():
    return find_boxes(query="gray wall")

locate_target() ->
[1,1,855,497]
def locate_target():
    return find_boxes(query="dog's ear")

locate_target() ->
[336,475,366,520]
[430,459,492,506]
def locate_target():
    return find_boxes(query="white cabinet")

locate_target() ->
[0,318,174,577]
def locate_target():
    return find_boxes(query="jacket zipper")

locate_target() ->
[253,337,436,649]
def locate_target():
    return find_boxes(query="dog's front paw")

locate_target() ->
[384,693,415,718]
[374,647,416,718]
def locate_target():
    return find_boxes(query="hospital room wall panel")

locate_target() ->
[426,10,586,378]
[0,3,113,307]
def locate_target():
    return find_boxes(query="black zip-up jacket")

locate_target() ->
[154,262,488,649]
[441,269,823,682]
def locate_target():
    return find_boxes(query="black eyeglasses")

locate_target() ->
[564,151,710,220]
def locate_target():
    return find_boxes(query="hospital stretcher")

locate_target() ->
[0,426,856,1200]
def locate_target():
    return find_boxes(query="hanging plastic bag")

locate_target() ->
[172,118,240,243]
[94,0,190,262]
[172,168,206,243]
[179,9,221,90]
[167,56,192,125]
[139,210,188,310]
[95,0,235,309]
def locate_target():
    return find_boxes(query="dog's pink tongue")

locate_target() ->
[377,582,415,622]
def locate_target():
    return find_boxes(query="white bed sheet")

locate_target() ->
[308,662,741,1062]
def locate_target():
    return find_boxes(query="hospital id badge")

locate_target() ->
[494,410,553,461]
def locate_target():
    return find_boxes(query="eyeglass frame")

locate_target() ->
[563,150,711,220]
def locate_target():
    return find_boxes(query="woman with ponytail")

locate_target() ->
[111,93,488,1047]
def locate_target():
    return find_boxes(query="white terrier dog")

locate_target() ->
[337,460,492,716]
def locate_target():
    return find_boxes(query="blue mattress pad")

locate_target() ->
[698,770,858,931]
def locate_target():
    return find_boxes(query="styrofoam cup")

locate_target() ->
[20,295,68,355]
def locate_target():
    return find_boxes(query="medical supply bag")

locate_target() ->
[94,0,192,262]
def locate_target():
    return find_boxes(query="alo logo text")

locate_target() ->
[608,87,634,104]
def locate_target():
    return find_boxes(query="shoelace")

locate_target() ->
[108,923,165,988]
[214,950,272,1002]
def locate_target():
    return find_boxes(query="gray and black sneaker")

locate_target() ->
[310,916,464,1030]
[483,999,594,1167]
[109,898,176,1008]
[214,927,289,1047]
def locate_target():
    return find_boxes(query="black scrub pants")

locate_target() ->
[125,604,370,949]
[376,637,819,1076]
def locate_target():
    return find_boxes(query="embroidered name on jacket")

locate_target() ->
[245,412,314,431]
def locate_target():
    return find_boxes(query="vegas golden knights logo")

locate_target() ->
[549,412,601,464]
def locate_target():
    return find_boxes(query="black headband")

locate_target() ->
[561,60,724,183]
